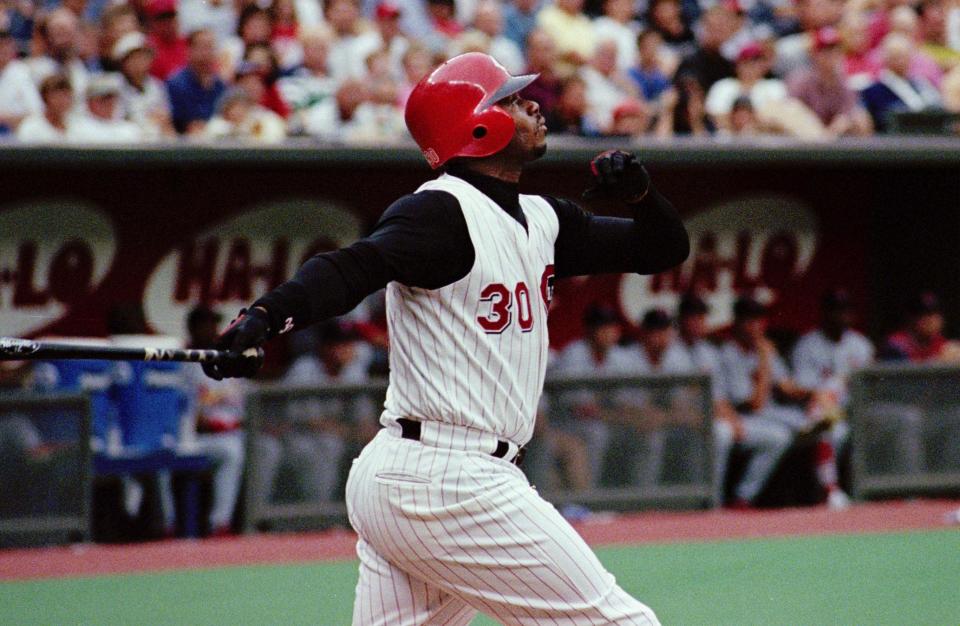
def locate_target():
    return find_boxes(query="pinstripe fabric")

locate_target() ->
[382,174,557,447]
[346,174,659,624]
[346,430,660,625]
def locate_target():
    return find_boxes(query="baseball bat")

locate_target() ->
[0,337,262,364]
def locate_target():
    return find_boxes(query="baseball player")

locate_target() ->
[677,294,793,506]
[205,53,688,624]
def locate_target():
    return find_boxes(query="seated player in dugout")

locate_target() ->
[205,53,688,625]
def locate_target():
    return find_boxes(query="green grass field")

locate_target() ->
[2,530,957,625]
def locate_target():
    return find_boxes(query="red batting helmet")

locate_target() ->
[404,53,539,169]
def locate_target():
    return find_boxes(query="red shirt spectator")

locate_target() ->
[146,0,188,80]
[881,293,959,363]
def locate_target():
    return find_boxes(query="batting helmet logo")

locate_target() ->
[404,53,539,169]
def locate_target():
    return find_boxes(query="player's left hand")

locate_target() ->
[202,307,269,380]
[582,150,651,203]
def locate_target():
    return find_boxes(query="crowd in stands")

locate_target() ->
[2,0,959,143]
[4,286,960,540]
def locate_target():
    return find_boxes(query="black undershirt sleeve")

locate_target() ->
[546,184,689,279]
[252,190,474,335]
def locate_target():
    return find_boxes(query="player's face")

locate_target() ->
[498,93,548,162]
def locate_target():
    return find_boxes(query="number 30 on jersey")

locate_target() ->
[477,265,554,334]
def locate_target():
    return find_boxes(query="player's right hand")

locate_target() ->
[202,307,269,380]
[582,150,651,203]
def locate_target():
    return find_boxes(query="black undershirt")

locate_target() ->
[254,168,689,335]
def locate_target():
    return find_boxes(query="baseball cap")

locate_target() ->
[813,26,841,51]
[905,292,941,316]
[375,2,402,19]
[583,304,620,328]
[86,73,123,98]
[146,0,177,18]
[641,308,672,330]
[733,295,767,320]
[678,293,709,318]
[112,31,151,63]
[612,99,647,122]
[736,42,764,63]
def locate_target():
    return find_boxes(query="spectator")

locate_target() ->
[472,0,524,73]
[787,26,873,136]
[841,10,883,90]
[593,0,640,71]
[883,5,943,88]
[646,0,695,56]
[397,43,434,107]
[114,31,174,138]
[774,0,845,77]
[166,29,226,134]
[520,29,563,116]
[881,292,960,363]
[220,5,273,81]
[145,0,188,81]
[543,74,598,134]
[96,3,140,73]
[671,70,714,135]
[502,0,542,53]
[242,43,291,119]
[182,305,246,536]
[178,0,238,44]
[207,82,286,143]
[550,304,636,488]
[536,0,597,75]
[919,0,960,71]
[27,8,89,107]
[270,0,302,70]
[675,5,737,93]
[943,64,960,112]
[16,73,72,142]
[715,296,829,508]
[350,2,410,80]
[278,26,340,134]
[426,0,463,39]
[2,0,34,56]
[326,0,373,80]
[861,32,944,132]
[0,24,43,134]
[629,29,672,101]
[341,52,406,141]
[68,72,144,142]
[608,97,655,137]
[706,42,788,129]
[580,38,639,131]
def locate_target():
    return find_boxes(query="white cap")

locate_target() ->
[112,31,151,63]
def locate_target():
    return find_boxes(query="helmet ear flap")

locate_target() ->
[458,107,516,158]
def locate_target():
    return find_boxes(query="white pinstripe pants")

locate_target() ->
[345,428,660,625]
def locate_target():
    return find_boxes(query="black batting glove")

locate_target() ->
[202,307,269,380]
[582,150,651,203]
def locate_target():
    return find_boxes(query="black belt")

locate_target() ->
[396,418,526,467]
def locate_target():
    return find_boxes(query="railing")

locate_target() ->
[0,393,91,548]
[242,374,714,532]
[848,363,960,499]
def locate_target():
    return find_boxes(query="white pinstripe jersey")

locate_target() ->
[381,173,559,446]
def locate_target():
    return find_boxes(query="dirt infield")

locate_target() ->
[2,499,957,581]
